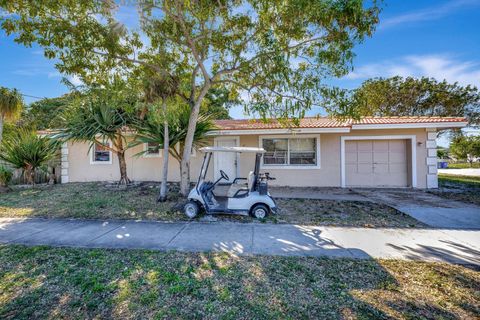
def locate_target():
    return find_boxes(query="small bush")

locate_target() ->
[0,165,13,187]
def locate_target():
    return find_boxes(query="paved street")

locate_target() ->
[1,218,479,265]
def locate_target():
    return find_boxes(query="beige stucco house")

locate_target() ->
[60,116,467,189]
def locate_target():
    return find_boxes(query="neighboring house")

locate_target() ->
[59,116,467,189]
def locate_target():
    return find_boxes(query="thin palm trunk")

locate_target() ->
[0,116,4,146]
[158,100,169,202]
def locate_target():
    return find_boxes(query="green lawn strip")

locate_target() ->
[0,245,477,319]
[443,163,480,169]
[0,183,424,228]
[438,174,480,187]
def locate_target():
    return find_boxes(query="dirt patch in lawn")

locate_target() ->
[0,182,424,228]
[0,245,478,319]
[271,198,426,228]
[429,174,480,206]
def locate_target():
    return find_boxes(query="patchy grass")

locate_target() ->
[0,183,186,221]
[0,245,478,319]
[0,183,423,228]
[272,198,425,228]
[430,174,480,205]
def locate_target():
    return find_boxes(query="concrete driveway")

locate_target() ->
[1,218,479,265]
[357,189,480,229]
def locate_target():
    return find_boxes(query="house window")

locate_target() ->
[144,142,161,157]
[91,142,112,164]
[262,137,318,167]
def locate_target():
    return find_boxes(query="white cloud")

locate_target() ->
[68,75,83,87]
[380,0,480,29]
[345,54,480,87]
[47,71,62,78]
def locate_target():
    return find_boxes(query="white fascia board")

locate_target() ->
[207,127,351,136]
[351,122,468,130]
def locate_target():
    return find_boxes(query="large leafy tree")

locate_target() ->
[450,135,480,166]
[21,93,75,130]
[348,76,480,126]
[57,81,138,185]
[0,86,23,144]
[0,129,59,184]
[1,0,380,195]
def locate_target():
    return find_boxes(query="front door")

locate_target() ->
[214,137,238,181]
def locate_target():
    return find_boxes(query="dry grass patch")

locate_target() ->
[430,174,480,206]
[0,182,424,228]
[0,245,478,319]
[0,182,186,221]
[272,198,426,228]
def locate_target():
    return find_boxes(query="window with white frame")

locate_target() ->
[262,137,317,166]
[91,142,112,164]
[144,142,161,157]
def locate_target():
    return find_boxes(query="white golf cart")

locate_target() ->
[184,146,278,219]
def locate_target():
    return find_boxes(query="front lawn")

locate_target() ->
[0,183,423,228]
[431,174,480,205]
[0,245,478,319]
[443,162,480,169]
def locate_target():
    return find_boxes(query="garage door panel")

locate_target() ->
[373,152,389,163]
[346,163,358,173]
[345,152,358,163]
[390,163,408,174]
[373,140,389,151]
[358,163,373,174]
[357,141,373,151]
[374,163,389,174]
[345,139,409,188]
[357,152,373,163]
[388,140,406,151]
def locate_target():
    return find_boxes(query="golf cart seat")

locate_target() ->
[227,171,255,197]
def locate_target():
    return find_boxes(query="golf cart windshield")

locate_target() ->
[196,147,266,184]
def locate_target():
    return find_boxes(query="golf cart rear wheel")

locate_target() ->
[251,204,269,219]
[184,201,199,218]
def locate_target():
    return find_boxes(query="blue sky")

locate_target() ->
[1,0,479,146]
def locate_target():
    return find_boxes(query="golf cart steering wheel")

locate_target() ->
[220,170,230,181]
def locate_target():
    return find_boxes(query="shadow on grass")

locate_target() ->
[0,240,477,318]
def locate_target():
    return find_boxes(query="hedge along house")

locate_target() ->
[59,116,467,189]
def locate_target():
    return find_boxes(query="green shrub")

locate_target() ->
[0,130,59,185]
[0,165,13,187]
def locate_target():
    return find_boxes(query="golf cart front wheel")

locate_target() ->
[251,204,269,219]
[184,201,199,218]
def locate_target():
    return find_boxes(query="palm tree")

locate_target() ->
[140,74,178,202]
[0,87,23,144]
[57,85,138,185]
[0,129,59,185]
[135,103,216,181]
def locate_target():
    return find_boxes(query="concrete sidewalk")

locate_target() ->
[1,218,479,265]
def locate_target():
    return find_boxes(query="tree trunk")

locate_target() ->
[24,165,35,185]
[117,151,131,185]
[158,100,169,202]
[0,116,4,146]
[180,84,211,196]
[114,134,131,185]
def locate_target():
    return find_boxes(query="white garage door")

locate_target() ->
[345,139,409,187]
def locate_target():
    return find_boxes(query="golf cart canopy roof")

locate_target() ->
[200,146,265,153]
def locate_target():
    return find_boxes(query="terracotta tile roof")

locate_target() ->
[213,116,467,130]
